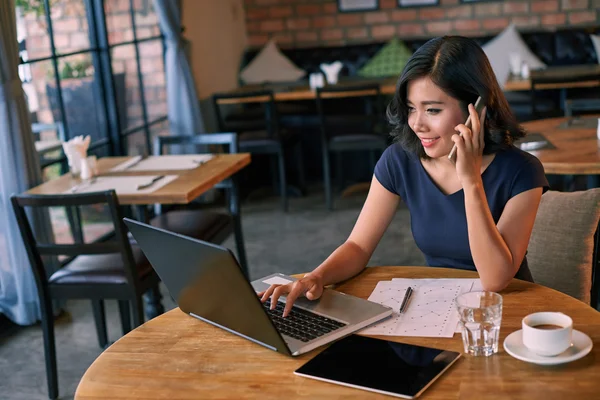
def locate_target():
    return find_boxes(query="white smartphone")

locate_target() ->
[448,96,485,163]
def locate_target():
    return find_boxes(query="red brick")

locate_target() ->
[295,31,318,43]
[482,18,509,30]
[322,3,337,14]
[474,3,502,16]
[511,15,541,28]
[246,21,261,33]
[419,8,445,20]
[380,0,396,8]
[561,0,588,9]
[541,13,567,25]
[296,4,321,15]
[364,11,389,24]
[260,19,284,32]
[446,5,472,19]
[371,24,396,39]
[269,6,293,18]
[313,16,336,29]
[568,10,597,24]
[320,28,343,41]
[272,33,294,46]
[255,0,279,5]
[245,8,269,20]
[391,9,417,22]
[503,1,529,14]
[248,34,269,47]
[426,21,452,35]
[398,23,424,37]
[337,13,363,26]
[346,27,368,40]
[454,19,480,32]
[531,0,559,12]
[286,18,310,30]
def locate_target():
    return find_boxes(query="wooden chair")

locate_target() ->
[526,189,600,309]
[315,84,388,210]
[212,90,305,212]
[10,191,162,400]
[152,133,248,276]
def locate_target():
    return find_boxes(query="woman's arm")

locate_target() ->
[463,184,543,291]
[309,174,401,286]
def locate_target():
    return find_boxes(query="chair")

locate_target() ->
[212,90,305,212]
[11,191,162,400]
[564,97,600,116]
[526,189,600,309]
[315,84,388,210]
[152,133,248,276]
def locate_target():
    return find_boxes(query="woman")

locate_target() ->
[260,36,549,317]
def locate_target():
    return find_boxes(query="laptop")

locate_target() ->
[124,218,393,356]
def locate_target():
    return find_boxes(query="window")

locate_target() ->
[16,0,168,175]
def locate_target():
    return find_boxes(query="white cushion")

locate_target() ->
[591,34,600,64]
[240,40,305,84]
[482,24,546,88]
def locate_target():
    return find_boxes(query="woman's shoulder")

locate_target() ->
[493,145,544,171]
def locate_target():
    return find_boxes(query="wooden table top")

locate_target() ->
[26,154,251,205]
[521,116,600,175]
[75,266,600,400]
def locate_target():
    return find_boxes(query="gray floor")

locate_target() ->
[0,188,425,400]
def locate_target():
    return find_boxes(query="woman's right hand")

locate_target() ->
[258,274,324,317]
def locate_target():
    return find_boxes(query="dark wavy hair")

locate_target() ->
[386,36,525,159]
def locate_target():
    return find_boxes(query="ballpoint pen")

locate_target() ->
[399,287,413,314]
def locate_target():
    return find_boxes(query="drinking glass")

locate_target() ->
[455,291,503,356]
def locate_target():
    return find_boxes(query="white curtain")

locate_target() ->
[0,0,52,325]
[153,0,205,137]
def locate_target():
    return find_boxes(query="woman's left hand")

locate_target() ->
[451,104,487,187]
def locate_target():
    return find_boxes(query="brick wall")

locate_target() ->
[244,0,600,48]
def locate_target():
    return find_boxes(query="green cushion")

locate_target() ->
[358,38,413,78]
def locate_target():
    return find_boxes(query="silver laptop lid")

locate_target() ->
[123,218,292,356]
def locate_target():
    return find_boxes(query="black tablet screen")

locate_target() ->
[294,335,460,399]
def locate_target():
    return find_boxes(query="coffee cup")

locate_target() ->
[522,312,573,356]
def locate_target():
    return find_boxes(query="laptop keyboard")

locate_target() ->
[262,299,347,342]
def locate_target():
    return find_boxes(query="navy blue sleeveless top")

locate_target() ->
[374,143,549,282]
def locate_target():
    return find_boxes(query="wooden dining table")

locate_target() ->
[75,266,600,400]
[521,116,600,188]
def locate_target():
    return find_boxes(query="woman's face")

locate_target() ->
[406,76,468,160]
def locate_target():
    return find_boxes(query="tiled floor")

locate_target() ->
[0,188,424,400]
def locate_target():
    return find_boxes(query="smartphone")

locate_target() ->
[448,96,485,163]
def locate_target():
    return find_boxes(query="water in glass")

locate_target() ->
[455,291,502,356]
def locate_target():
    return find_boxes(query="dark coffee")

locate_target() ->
[531,324,563,330]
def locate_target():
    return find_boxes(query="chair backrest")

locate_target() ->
[564,98,600,117]
[315,84,384,139]
[526,189,600,308]
[212,90,278,139]
[153,133,239,192]
[10,191,141,291]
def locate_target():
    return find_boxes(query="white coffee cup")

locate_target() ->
[522,312,573,356]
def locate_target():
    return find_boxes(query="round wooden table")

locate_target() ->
[521,115,600,175]
[75,267,600,400]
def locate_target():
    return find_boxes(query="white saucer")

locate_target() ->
[503,329,593,365]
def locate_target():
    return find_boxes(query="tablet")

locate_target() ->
[294,335,460,399]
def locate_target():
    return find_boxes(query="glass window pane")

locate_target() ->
[50,0,92,54]
[54,53,107,143]
[105,0,134,44]
[126,131,147,156]
[134,0,161,40]
[26,60,59,131]
[16,1,52,59]
[111,44,144,130]
[140,40,167,122]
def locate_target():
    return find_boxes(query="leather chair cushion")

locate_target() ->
[49,245,152,285]
[150,210,232,243]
